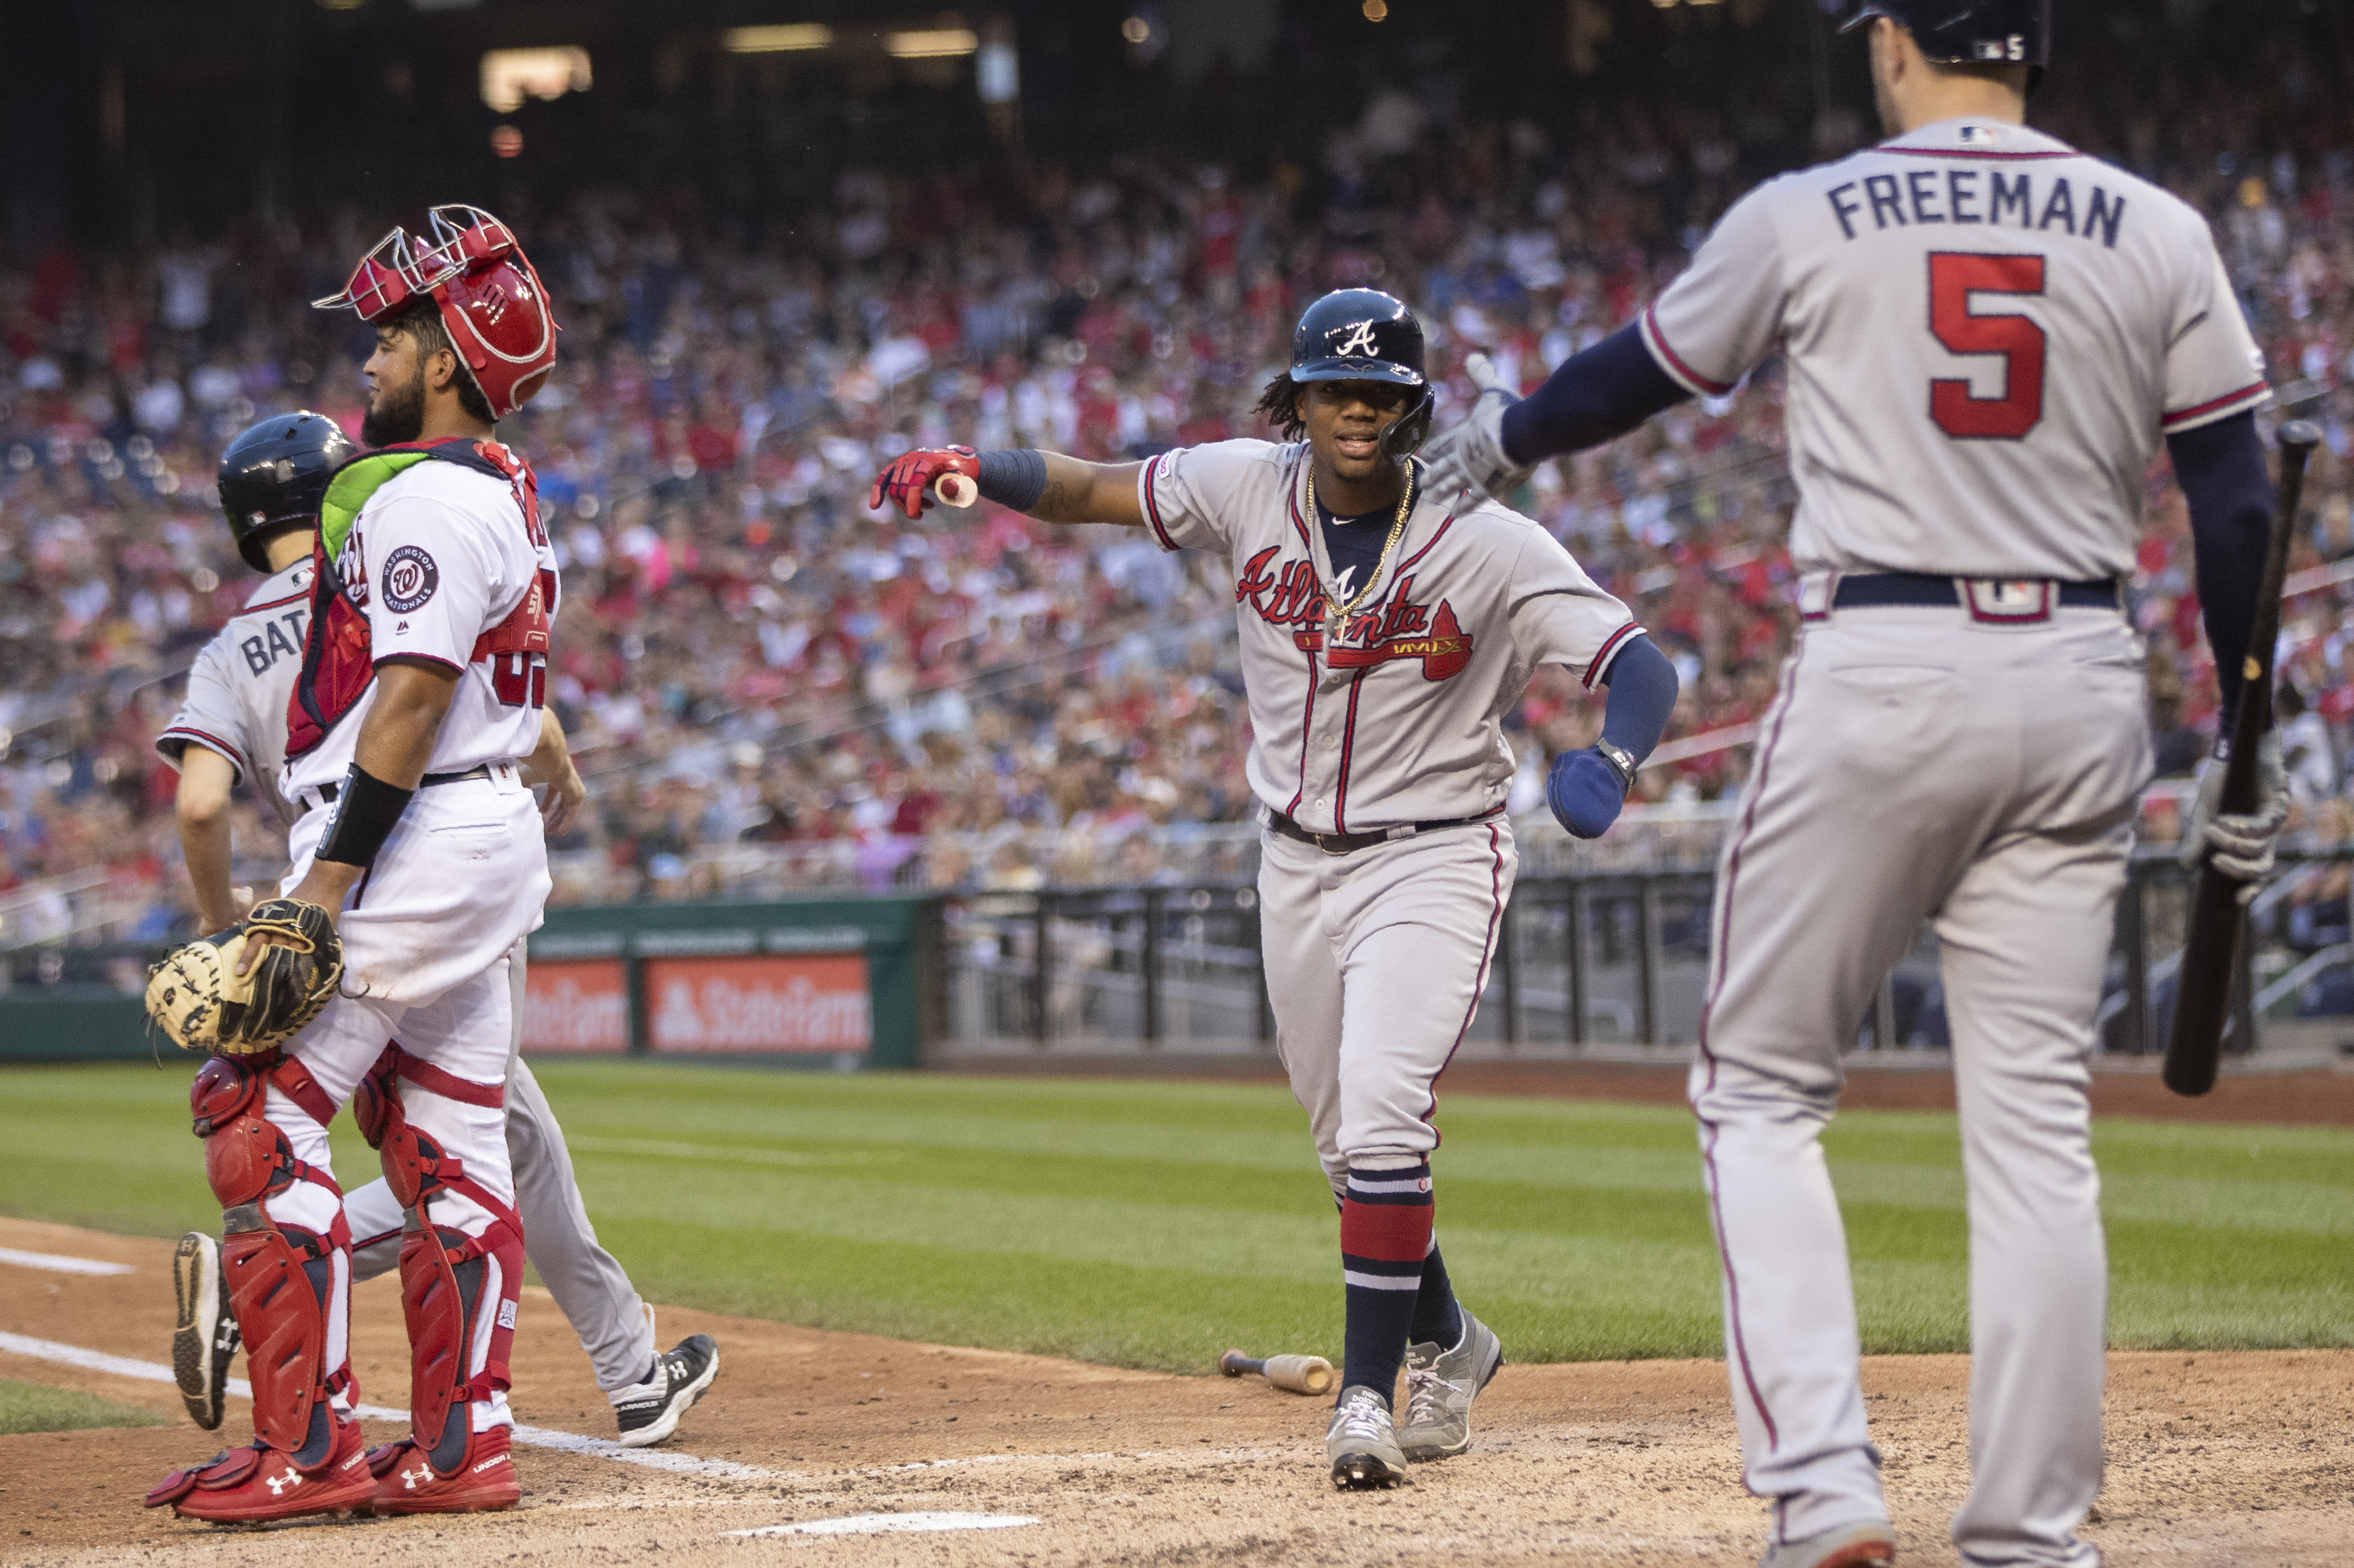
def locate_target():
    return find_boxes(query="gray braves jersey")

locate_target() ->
[156,561,312,829]
[1642,116,2269,580]
[1140,440,1639,834]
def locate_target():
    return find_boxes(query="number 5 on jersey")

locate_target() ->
[1929,252,2046,440]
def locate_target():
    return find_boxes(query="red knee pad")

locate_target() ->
[399,1220,523,1474]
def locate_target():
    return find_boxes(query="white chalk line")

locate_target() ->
[0,1246,135,1276]
[0,1331,776,1482]
[729,1512,1039,1540]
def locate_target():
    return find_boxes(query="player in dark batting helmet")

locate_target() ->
[1843,0,2050,71]
[1256,288,1436,462]
[215,412,356,573]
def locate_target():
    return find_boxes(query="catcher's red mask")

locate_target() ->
[314,204,559,419]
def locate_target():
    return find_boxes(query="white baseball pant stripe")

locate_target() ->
[1687,607,2149,1568]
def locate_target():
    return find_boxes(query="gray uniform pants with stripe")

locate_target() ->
[1258,818,1517,1195]
[1686,606,2147,1568]
[344,941,656,1395]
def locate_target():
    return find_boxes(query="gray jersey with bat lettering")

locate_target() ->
[153,564,656,1396]
[1654,116,2267,1568]
[156,561,313,829]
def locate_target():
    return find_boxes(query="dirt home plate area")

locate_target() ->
[3,1219,2349,1567]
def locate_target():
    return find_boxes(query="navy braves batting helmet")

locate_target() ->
[1842,0,2050,71]
[1288,288,1435,460]
[217,412,356,573]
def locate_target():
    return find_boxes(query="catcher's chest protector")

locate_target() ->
[287,438,552,759]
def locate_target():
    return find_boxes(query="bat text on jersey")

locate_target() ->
[241,610,308,677]
[1826,170,2125,248]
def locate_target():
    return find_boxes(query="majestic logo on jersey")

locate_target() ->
[1236,550,1471,681]
[382,546,440,613]
[1329,320,1380,358]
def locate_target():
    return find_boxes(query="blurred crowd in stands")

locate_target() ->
[4,27,2354,943]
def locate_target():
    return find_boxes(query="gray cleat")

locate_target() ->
[1398,1309,1504,1461]
[1325,1384,1408,1490]
[171,1232,237,1431]
[1757,1520,1896,1568]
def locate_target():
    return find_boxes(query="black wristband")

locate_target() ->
[316,764,416,870]
[975,449,1049,511]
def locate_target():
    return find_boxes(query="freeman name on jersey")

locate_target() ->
[1827,168,2127,247]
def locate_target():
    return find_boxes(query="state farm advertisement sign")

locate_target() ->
[522,959,631,1054]
[643,953,873,1054]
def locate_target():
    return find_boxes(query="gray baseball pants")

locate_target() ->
[344,940,656,1395]
[1687,604,2149,1568]
[1258,817,1516,1191]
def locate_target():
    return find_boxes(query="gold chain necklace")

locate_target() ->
[1306,463,1415,642]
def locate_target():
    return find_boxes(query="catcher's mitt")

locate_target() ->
[146,899,342,1055]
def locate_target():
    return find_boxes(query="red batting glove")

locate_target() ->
[868,446,981,520]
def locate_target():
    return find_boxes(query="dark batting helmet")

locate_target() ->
[1288,288,1435,460]
[1841,0,2050,71]
[217,412,355,572]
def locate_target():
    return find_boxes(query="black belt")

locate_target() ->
[1833,572,2121,611]
[311,764,494,804]
[1267,808,1502,856]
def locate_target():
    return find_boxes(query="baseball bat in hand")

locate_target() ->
[2164,419,2322,1097]
[1219,1349,1334,1395]
[933,472,977,508]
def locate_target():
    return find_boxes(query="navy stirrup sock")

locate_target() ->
[1339,1158,1435,1407]
[1409,1239,1464,1349]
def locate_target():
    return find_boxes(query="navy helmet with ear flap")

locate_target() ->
[1842,0,2050,71]
[1289,288,1436,460]
[217,412,356,573]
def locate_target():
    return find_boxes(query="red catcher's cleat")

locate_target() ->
[145,1417,372,1523]
[367,1424,520,1514]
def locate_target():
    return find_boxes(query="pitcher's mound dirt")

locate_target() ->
[3,1217,2348,1565]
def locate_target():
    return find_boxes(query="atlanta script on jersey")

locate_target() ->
[1140,441,1640,834]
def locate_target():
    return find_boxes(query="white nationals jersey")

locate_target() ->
[1141,440,1640,833]
[156,560,312,829]
[283,450,557,796]
[1641,117,2270,581]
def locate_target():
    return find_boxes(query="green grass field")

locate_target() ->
[0,1378,162,1435]
[3,1063,2348,1372]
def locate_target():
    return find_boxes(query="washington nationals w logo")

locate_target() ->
[1330,320,1380,357]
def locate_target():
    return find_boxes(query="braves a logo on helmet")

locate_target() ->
[1329,320,1381,359]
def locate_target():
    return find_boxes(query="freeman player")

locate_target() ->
[1421,3,2280,1565]
[869,289,1680,1490]
[146,206,576,1523]
[155,413,718,1467]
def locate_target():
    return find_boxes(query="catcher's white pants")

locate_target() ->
[262,770,551,1432]
[346,941,657,1394]
[1258,817,1516,1193]
[1687,606,2148,1568]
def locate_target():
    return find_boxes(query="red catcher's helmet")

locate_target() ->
[312,204,559,419]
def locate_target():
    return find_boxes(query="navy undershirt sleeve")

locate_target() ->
[2167,411,2274,725]
[1501,323,1695,465]
[1594,633,1679,764]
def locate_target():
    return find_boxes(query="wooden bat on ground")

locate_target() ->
[2164,419,2323,1097]
[1219,1349,1335,1395]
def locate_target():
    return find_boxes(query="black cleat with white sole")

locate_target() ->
[171,1232,239,1431]
[611,1334,719,1447]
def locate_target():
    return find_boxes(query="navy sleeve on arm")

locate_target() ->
[1595,633,1680,764]
[1501,323,1695,466]
[2167,411,2273,724]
